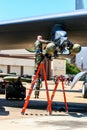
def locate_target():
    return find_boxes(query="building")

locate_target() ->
[0,49,66,79]
[0,49,35,76]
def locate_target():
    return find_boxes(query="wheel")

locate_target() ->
[82,82,87,98]
[5,93,9,100]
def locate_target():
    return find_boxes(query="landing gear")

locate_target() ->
[82,82,87,98]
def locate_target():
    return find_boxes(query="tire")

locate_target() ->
[6,93,9,100]
[82,82,87,98]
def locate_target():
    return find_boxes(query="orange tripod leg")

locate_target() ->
[21,63,41,114]
[47,76,68,113]
[21,62,52,115]
[61,80,68,112]
[51,79,59,101]
[21,86,33,114]
[47,79,59,111]
[42,63,52,115]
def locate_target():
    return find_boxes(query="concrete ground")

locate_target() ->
[0,81,87,130]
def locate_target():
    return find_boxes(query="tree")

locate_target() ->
[66,60,80,74]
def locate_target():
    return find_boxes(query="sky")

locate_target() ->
[0,0,87,22]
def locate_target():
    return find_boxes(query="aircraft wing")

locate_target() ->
[3,76,18,81]
[0,10,87,49]
[70,70,87,89]
[3,75,31,83]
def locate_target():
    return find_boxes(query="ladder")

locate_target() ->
[21,61,52,115]
[48,75,68,112]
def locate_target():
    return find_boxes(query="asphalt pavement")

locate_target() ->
[0,81,87,130]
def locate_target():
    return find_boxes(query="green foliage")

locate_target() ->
[66,60,80,74]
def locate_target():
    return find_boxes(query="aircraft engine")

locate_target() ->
[70,43,81,54]
[46,42,56,55]
[45,40,81,58]
[50,24,81,56]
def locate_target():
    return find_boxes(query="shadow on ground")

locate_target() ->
[0,97,87,115]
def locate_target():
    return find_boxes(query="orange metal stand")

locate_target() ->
[49,75,68,112]
[21,62,52,115]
